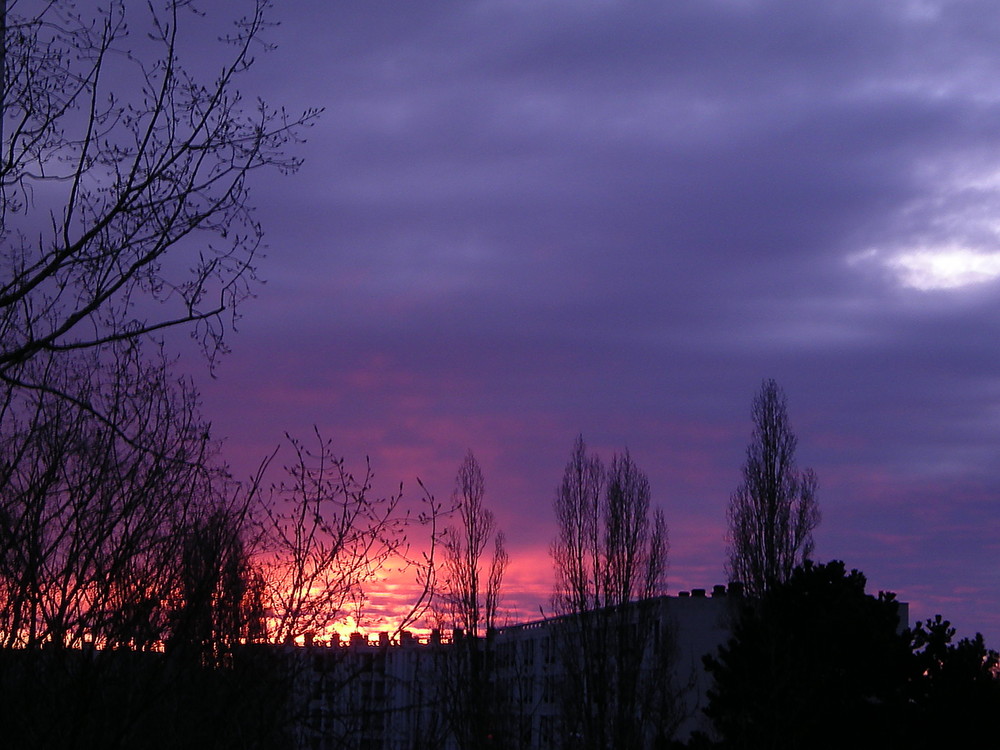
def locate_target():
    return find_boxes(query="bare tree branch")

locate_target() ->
[0,0,320,384]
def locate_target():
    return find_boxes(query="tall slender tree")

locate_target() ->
[440,450,508,749]
[550,435,673,749]
[443,451,507,636]
[552,435,605,617]
[726,378,820,597]
[551,438,667,616]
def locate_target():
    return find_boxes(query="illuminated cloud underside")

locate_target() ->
[851,246,1000,291]
[889,248,1000,290]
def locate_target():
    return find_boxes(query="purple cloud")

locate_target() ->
[185,0,1000,644]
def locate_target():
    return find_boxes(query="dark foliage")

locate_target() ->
[702,560,1000,750]
[703,560,910,750]
[904,615,1000,749]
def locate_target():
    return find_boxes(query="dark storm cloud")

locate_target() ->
[193,0,1000,640]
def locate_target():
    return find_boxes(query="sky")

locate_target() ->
[177,0,1000,643]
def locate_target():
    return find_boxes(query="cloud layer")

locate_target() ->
[188,0,1000,642]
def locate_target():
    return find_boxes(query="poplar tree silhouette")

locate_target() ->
[550,436,675,749]
[726,379,820,596]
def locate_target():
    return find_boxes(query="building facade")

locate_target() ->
[290,584,752,750]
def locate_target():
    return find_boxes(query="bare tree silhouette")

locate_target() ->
[438,450,508,748]
[550,435,674,749]
[727,379,820,597]
[254,429,439,647]
[443,451,507,638]
[0,0,319,391]
[0,342,291,748]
